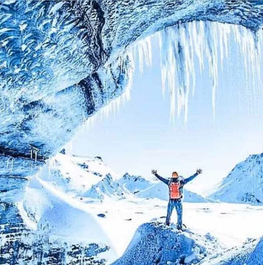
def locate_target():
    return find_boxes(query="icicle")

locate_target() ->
[232,25,262,95]
[82,47,135,130]
[157,21,262,120]
[158,24,197,122]
[204,22,219,116]
[133,36,152,74]
[83,21,263,126]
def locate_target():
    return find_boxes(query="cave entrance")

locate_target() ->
[67,22,263,194]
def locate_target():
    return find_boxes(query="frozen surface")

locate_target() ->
[1,153,263,264]
[14,154,263,264]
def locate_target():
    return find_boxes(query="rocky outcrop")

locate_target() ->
[111,222,207,265]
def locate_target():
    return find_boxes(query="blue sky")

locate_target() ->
[68,33,263,195]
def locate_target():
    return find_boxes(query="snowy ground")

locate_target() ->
[20,154,263,264]
[22,181,263,263]
[86,200,263,257]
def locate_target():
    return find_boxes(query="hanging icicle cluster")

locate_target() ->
[133,21,263,122]
[85,21,263,127]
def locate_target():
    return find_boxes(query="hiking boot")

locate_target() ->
[177,225,183,230]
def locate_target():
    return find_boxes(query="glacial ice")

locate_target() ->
[1,1,263,264]
[125,22,263,121]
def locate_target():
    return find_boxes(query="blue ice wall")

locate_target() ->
[0,0,262,176]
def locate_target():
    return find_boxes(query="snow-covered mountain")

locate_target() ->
[116,172,208,203]
[137,182,208,203]
[84,173,127,200]
[19,153,208,264]
[209,153,263,205]
[37,153,121,197]
[34,154,207,203]
[136,182,207,203]
[117,173,152,194]
[21,153,209,235]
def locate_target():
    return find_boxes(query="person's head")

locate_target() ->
[172,171,179,178]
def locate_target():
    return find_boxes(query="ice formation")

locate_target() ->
[1,0,263,264]
[126,22,263,121]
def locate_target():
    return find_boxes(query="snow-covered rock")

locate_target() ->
[246,237,263,264]
[209,153,263,205]
[111,222,207,265]
[137,182,208,203]
[207,237,263,265]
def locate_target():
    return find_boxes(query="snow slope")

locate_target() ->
[206,237,263,265]
[21,154,122,263]
[23,177,111,245]
[38,153,121,198]
[209,153,263,205]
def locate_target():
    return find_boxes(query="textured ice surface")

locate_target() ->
[0,0,263,176]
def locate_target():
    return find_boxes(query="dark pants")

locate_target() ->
[166,199,183,227]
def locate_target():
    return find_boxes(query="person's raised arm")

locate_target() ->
[151,170,169,185]
[184,169,202,185]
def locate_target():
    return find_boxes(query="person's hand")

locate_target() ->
[152,169,157,175]
[196,168,202,174]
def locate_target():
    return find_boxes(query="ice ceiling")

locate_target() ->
[0,0,263,177]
